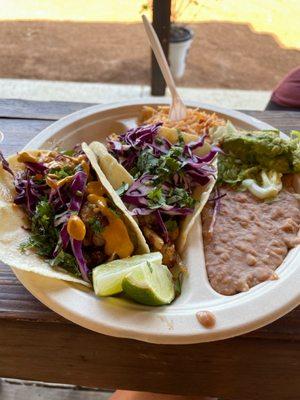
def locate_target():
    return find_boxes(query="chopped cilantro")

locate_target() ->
[147,187,166,209]
[133,144,185,184]
[177,131,185,145]
[167,188,196,208]
[49,165,74,180]
[20,200,59,257]
[146,186,195,210]
[108,202,121,218]
[135,148,159,177]
[57,148,76,156]
[165,219,178,232]
[88,217,104,233]
[50,250,81,277]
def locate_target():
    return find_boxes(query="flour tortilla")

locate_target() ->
[89,142,134,190]
[0,146,149,287]
[82,143,149,255]
[89,137,217,254]
[176,158,217,253]
[0,152,89,286]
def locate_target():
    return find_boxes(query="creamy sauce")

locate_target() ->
[196,311,216,328]
[202,178,300,295]
[87,185,133,258]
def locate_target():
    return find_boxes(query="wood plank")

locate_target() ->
[0,99,298,132]
[243,110,300,133]
[151,0,171,96]
[0,118,53,155]
[0,99,95,120]
[0,320,299,400]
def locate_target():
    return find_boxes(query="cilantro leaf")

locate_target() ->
[135,148,159,177]
[20,200,59,257]
[165,219,178,232]
[167,188,196,208]
[88,217,104,233]
[49,165,74,180]
[147,187,166,209]
[50,250,81,277]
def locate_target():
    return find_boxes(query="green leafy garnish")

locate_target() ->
[133,143,184,182]
[108,203,121,218]
[147,187,166,209]
[59,149,76,157]
[134,148,159,177]
[49,165,74,180]
[20,200,59,257]
[50,250,80,277]
[146,185,195,210]
[167,187,196,208]
[88,217,104,233]
[165,219,178,232]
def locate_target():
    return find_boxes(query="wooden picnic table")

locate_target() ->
[0,99,299,400]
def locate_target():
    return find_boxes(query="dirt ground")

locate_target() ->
[0,20,299,90]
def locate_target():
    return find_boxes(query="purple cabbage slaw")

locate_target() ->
[108,123,219,244]
[108,123,219,216]
[0,148,90,282]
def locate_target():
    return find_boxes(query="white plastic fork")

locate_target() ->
[142,15,187,121]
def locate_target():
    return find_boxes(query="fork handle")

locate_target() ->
[142,15,179,99]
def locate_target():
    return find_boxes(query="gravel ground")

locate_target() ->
[0,21,299,90]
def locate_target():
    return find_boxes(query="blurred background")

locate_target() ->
[0,0,299,109]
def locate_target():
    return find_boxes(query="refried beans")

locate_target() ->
[202,177,300,295]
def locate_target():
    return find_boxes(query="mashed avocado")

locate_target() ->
[213,123,300,186]
[213,123,300,198]
[222,130,300,173]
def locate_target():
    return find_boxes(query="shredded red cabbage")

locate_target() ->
[55,170,88,255]
[108,123,218,218]
[155,210,170,243]
[71,238,90,282]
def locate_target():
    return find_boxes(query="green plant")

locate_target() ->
[140,0,200,23]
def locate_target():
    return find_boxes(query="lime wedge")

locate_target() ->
[93,252,162,296]
[122,263,175,306]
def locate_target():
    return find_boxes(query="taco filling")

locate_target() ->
[1,145,138,283]
[104,122,218,273]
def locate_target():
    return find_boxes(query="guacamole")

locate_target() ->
[213,124,300,189]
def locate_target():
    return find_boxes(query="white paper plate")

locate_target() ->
[11,99,300,344]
